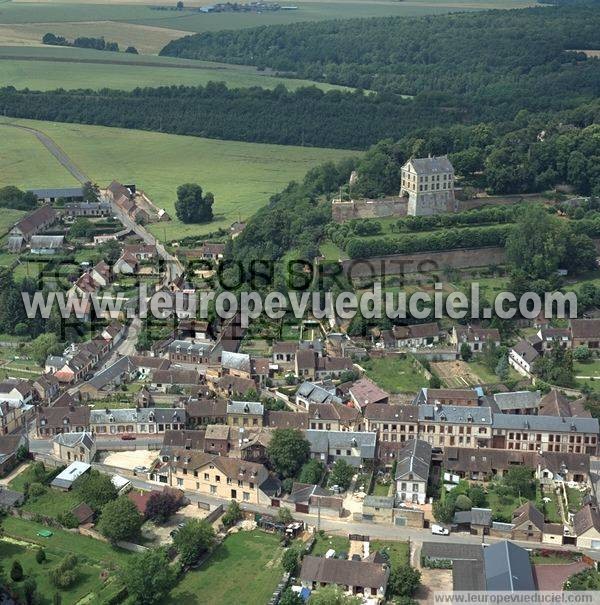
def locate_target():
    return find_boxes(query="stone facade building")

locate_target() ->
[400,156,456,216]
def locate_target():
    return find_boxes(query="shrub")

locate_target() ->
[58,511,80,529]
[36,548,46,564]
[455,495,472,511]
[28,482,47,498]
[11,560,24,582]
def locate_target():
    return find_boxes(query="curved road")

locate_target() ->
[2,121,89,184]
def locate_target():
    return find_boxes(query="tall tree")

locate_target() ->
[98,497,143,543]
[173,520,215,566]
[267,429,310,478]
[174,184,214,224]
[121,548,177,605]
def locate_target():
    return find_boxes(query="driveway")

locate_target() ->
[533,561,591,590]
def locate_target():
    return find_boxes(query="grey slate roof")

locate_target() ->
[406,156,454,174]
[453,507,492,527]
[90,407,186,424]
[364,495,395,509]
[227,401,264,416]
[421,542,483,561]
[221,351,251,373]
[493,390,540,411]
[305,429,376,459]
[511,340,540,363]
[419,404,492,425]
[0,487,25,507]
[30,235,64,249]
[53,431,94,450]
[85,356,134,390]
[395,439,432,482]
[453,559,486,591]
[483,541,535,591]
[28,187,83,198]
[296,381,341,405]
[168,340,212,356]
[492,413,599,433]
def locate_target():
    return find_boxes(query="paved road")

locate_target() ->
[1,122,89,184]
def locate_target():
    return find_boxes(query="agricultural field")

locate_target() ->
[167,529,285,605]
[361,355,429,393]
[0,117,355,240]
[0,46,354,91]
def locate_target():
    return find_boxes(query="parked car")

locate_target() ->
[121,433,136,440]
[133,466,148,475]
[431,524,450,536]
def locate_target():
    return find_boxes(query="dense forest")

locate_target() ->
[0,84,459,150]
[161,4,600,101]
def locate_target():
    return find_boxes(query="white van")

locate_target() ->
[431,524,450,536]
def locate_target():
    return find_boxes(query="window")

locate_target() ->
[204,473,209,481]
[243,492,250,501]
[177,478,183,487]
[210,485,217,494]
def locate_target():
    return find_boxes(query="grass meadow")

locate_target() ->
[0,46,354,91]
[0,118,356,239]
[167,530,285,605]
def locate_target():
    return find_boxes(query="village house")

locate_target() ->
[573,504,600,550]
[491,413,598,454]
[299,555,389,601]
[308,402,361,432]
[305,430,376,467]
[37,405,91,437]
[113,251,138,274]
[493,391,541,415]
[0,379,34,406]
[150,369,201,392]
[284,482,343,517]
[221,351,252,379]
[509,340,540,377]
[214,374,258,398]
[395,439,432,505]
[264,410,309,430]
[392,322,442,348]
[414,387,479,407]
[418,404,493,448]
[89,407,186,435]
[537,390,586,417]
[160,429,206,459]
[203,424,231,456]
[510,501,544,542]
[52,431,96,463]
[33,373,60,403]
[192,242,226,261]
[570,319,600,349]
[9,204,57,243]
[0,400,29,436]
[0,434,27,476]
[30,235,64,255]
[153,451,280,505]
[272,342,298,365]
[226,401,264,427]
[451,325,501,353]
[363,404,419,445]
[295,382,342,409]
[186,398,228,426]
[168,340,212,365]
[90,261,113,288]
[349,378,389,409]
[123,243,157,261]
[536,327,571,351]
[63,200,111,217]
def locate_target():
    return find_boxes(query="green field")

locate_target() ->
[362,355,429,393]
[167,530,285,605]
[0,46,353,91]
[0,117,355,239]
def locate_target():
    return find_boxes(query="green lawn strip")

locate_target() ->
[2,516,132,568]
[312,534,350,557]
[565,487,584,513]
[362,356,428,393]
[486,489,524,522]
[531,553,576,565]
[370,540,410,568]
[371,481,391,497]
[168,530,284,605]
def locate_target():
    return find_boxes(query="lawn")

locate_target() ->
[0,122,79,189]
[167,530,285,605]
[2,516,132,567]
[362,355,429,394]
[487,488,524,522]
[0,118,355,240]
[566,486,585,513]
[312,533,350,557]
[467,360,521,384]
[0,46,354,91]
[370,540,410,568]
[371,481,391,497]
[0,536,122,605]
[574,358,600,377]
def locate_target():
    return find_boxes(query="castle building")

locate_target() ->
[400,156,456,216]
